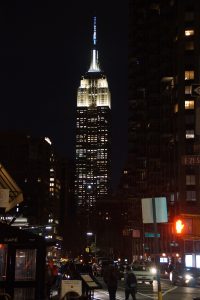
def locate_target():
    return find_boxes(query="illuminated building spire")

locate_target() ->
[88,16,101,72]
[93,15,97,46]
[75,17,111,213]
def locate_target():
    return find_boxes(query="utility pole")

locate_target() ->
[142,197,167,300]
[152,198,162,300]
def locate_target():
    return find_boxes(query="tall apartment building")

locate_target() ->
[75,17,111,223]
[126,0,200,262]
[0,131,62,236]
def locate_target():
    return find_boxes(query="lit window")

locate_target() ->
[186,130,194,139]
[185,86,192,95]
[185,70,194,80]
[186,175,196,185]
[185,100,194,109]
[186,190,196,201]
[174,103,178,113]
[185,29,194,36]
[37,178,41,182]
[185,41,194,51]
[124,170,128,174]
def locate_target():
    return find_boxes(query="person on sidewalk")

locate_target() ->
[103,264,118,300]
[124,265,137,300]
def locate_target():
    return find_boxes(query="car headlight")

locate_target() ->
[185,274,193,280]
[150,267,157,274]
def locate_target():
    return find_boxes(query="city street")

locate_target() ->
[93,278,200,300]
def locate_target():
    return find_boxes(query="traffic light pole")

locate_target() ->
[152,197,162,300]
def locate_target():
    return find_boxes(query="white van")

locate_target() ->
[131,264,157,284]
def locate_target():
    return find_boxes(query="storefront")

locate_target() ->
[0,222,47,300]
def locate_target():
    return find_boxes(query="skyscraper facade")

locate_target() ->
[0,132,62,231]
[126,0,200,260]
[75,17,111,216]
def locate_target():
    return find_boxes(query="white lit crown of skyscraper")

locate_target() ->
[77,16,111,109]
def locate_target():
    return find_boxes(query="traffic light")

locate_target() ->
[175,219,184,234]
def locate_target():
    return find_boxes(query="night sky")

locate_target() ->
[0,1,128,190]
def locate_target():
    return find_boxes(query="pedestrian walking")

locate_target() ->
[103,264,118,300]
[124,265,137,300]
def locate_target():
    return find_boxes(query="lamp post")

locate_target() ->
[86,232,97,259]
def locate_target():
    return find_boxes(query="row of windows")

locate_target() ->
[77,154,108,165]
[178,65,195,139]
[77,175,108,179]
[184,27,195,50]
[77,186,107,190]
[76,192,108,197]
[76,152,108,157]
[76,150,108,154]
[76,164,108,171]
[77,175,108,180]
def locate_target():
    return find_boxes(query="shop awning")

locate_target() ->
[0,163,23,212]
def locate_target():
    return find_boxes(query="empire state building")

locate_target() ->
[75,17,111,214]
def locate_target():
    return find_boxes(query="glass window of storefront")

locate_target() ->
[15,249,37,281]
[0,244,7,281]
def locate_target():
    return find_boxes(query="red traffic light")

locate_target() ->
[175,219,184,234]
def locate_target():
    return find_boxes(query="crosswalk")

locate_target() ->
[94,279,177,300]
[94,289,124,300]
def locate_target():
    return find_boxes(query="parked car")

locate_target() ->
[170,266,200,287]
[131,264,157,284]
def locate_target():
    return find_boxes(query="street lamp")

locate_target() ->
[86,232,97,259]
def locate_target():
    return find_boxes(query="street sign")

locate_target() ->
[141,197,168,223]
[145,232,160,238]
[192,84,200,96]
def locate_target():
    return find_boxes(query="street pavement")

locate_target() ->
[94,278,200,300]
[51,277,200,299]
